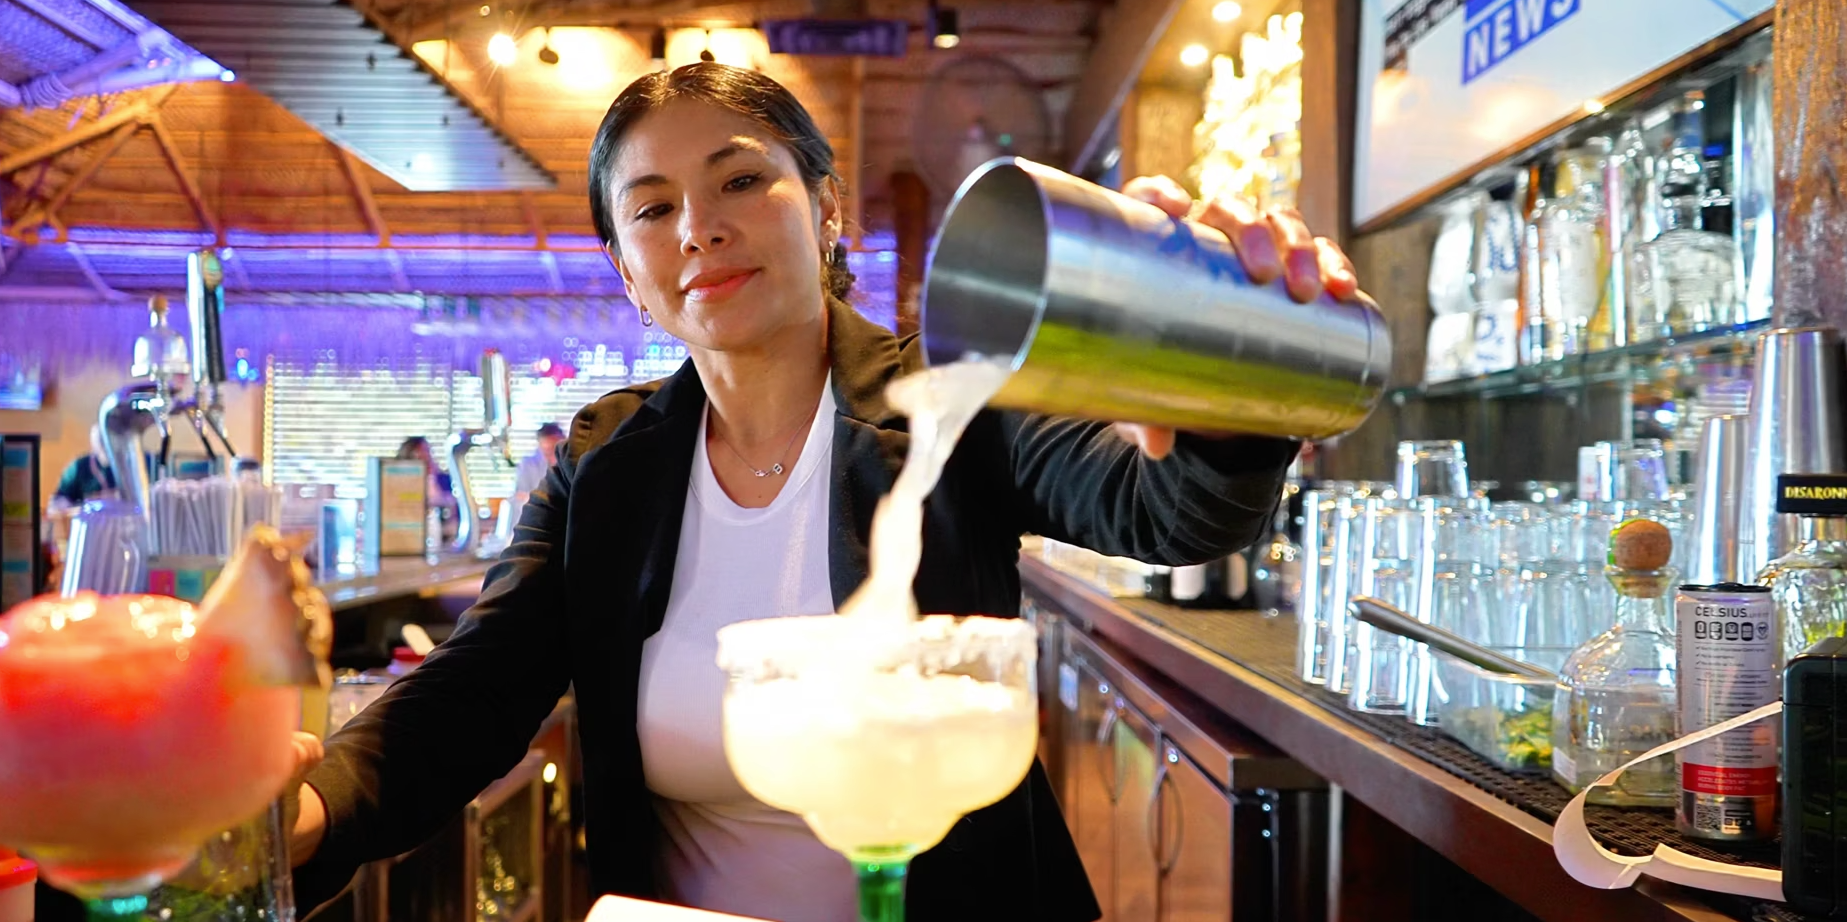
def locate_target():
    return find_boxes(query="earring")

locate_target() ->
[639,307,654,327]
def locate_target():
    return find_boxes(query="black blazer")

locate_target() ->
[296,298,1297,921]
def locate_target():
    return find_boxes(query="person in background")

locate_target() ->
[507,423,566,527]
[50,426,117,511]
[513,423,566,505]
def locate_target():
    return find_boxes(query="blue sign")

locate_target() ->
[1461,0,1580,84]
[762,20,909,57]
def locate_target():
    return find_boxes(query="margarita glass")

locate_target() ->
[0,529,326,920]
[717,614,1037,922]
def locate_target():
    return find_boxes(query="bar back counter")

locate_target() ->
[1022,553,1783,922]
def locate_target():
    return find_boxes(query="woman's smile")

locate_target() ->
[682,267,762,302]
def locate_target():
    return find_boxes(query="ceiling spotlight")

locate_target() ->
[1180,43,1209,67]
[538,27,559,64]
[930,5,960,49]
[488,32,517,66]
[648,27,667,62]
[1212,1,1242,22]
[478,4,490,15]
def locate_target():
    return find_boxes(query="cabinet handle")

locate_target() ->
[1151,746,1183,875]
[1096,697,1122,803]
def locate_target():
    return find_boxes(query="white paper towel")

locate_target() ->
[1551,701,1784,901]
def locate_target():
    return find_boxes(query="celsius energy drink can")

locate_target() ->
[1675,583,1779,842]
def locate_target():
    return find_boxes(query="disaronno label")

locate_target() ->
[1776,473,1847,517]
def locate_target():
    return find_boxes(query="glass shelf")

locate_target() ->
[1389,319,1772,402]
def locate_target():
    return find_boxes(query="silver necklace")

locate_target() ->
[714,411,810,478]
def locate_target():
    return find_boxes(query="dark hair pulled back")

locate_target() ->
[588,62,854,301]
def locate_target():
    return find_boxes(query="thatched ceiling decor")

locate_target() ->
[2,0,1102,296]
[127,0,556,192]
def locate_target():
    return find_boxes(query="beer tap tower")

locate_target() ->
[446,349,515,555]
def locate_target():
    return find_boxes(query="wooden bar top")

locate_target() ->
[1019,555,1736,922]
[317,554,494,611]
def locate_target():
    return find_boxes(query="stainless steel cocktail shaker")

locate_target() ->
[921,158,1391,440]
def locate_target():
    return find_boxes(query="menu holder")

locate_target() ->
[0,435,43,609]
[365,458,427,559]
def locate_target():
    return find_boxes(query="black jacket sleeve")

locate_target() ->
[1002,413,1298,565]
[292,448,577,910]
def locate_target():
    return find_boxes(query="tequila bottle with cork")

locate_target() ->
[1552,519,1680,804]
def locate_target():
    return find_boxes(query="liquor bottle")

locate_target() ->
[1537,139,1614,358]
[1251,501,1303,617]
[1146,565,1175,604]
[1552,519,1679,805]
[1518,162,1550,365]
[1760,474,1847,666]
[1628,93,1743,341]
[131,295,191,383]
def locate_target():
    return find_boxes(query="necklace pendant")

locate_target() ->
[771,463,785,475]
[751,468,769,478]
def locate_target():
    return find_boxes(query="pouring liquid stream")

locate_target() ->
[839,357,1014,623]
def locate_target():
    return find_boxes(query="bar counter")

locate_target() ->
[318,554,495,612]
[1019,554,1770,922]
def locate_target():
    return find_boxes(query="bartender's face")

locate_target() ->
[604,99,840,354]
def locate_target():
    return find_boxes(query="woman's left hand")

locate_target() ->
[1112,175,1363,460]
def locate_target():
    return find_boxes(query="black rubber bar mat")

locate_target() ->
[1116,602,1807,922]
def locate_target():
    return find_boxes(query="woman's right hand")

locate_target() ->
[283,732,328,866]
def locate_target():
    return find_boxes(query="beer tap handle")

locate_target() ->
[204,411,238,461]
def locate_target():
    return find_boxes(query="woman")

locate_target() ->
[290,63,1367,921]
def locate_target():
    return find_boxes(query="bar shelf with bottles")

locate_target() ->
[1390,316,1768,402]
[1396,28,1774,409]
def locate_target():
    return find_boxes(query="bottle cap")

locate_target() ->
[0,846,37,891]
[1776,473,1847,516]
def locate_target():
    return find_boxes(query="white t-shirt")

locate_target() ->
[636,380,857,922]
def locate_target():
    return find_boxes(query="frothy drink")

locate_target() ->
[719,359,1033,868]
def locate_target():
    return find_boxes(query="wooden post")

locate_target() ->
[1298,0,1360,245]
[890,169,930,338]
[1771,0,1847,329]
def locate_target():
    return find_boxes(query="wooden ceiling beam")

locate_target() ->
[521,191,548,247]
[145,112,222,243]
[0,97,155,177]
[6,121,141,240]
[848,54,865,248]
[383,248,413,290]
[335,143,392,244]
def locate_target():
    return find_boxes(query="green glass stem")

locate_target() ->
[85,894,151,921]
[853,856,910,922]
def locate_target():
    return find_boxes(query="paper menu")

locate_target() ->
[366,457,428,557]
[0,436,41,610]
